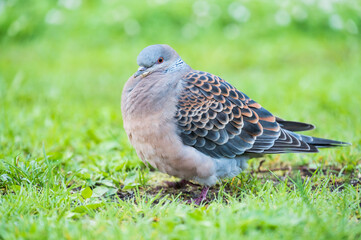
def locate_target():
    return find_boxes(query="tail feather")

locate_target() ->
[305,136,351,148]
[276,117,315,132]
[261,129,350,154]
[266,117,351,154]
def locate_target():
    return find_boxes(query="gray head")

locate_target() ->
[134,44,183,78]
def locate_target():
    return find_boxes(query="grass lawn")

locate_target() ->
[1,1,361,239]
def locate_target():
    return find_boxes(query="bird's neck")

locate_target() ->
[165,57,187,73]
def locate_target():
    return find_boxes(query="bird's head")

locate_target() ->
[134,44,184,78]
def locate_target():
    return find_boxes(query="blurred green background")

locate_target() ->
[1,0,361,239]
[1,0,360,165]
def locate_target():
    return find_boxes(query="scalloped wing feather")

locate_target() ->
[175,71,328,159]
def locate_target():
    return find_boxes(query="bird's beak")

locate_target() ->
[134,66,150,78]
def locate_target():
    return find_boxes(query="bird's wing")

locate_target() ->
[175,71,318,159]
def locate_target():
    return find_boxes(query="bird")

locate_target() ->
[121,44,350,204]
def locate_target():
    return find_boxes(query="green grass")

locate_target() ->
[1,0,361,239]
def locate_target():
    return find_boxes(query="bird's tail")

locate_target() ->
[274,118,351,152]
[262,129,350,154]
[299,135,351,149]
[290,130,351,153]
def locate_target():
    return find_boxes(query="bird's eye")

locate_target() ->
[157,57,164,64]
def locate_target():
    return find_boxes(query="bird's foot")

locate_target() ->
[188,186,210,205]
[164,179,199,189]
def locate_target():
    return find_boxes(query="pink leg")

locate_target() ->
[190,186,210,205]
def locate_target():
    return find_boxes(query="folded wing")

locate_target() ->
[175,71,348,159]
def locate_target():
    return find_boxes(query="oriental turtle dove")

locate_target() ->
[121,44,349,204]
